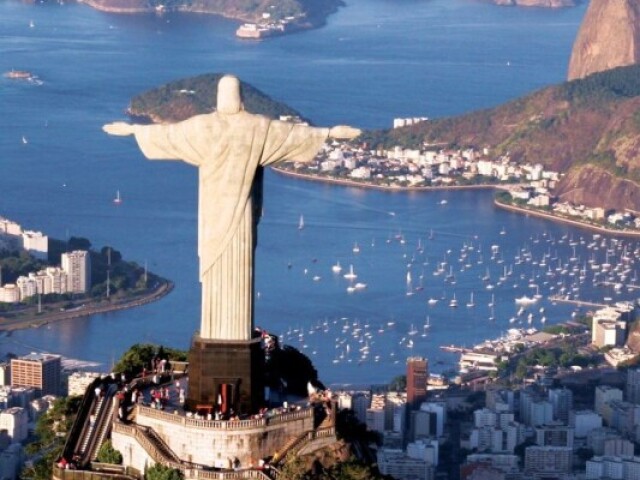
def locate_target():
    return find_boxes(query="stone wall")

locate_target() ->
[131,406,314,468]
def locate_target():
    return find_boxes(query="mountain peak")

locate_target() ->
[568,0,640,81]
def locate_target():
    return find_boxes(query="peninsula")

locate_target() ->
[77,0,344,38]
[0,220,172,331]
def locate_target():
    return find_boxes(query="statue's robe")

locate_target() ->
[133,111,329,340]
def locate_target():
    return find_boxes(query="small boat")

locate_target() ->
[427,297,438,306]
[354,282,367,290]
[29,19,35,28]
[298,214,304,230]
[466,292,475,308]
[515,295,537,306]
[353,242,360,254]
[449,293,458,308]
[343,265,357,280]
[331,261,342,274]
[113,190,122,204]
[21,135,28,144]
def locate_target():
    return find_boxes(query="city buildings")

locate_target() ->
[10,353,61,396]
[61,250,91,294]
[407,357,428,410]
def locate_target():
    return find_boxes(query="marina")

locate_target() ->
[0,0,594,384]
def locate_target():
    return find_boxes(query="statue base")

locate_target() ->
[186,336,264,415]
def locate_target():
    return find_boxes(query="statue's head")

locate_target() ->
[217,75,243,115]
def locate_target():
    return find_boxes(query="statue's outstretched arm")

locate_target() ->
[328,125,361,140]
[103,122,137,136]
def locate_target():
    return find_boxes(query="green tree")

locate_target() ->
[22,396,82,480]
[389,374,406,391]
[114,343,187,377]
[68,236,91,250]
[96,440,123,464]
[145,464,184,480]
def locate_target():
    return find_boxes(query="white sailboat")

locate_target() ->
[353,242,360,254]
[449,293,458,308]
[421,316,431,337]
[298,214,304,230]
[343,264,357,280]
[332,261,342,274]
[406,271,414,296]
[113,190,122,204]
[466,292,475,308]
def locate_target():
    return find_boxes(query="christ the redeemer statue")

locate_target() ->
[104,75,360,342]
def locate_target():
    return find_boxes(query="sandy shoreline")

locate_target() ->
[494,200,640,238]
[272,167,500,192]
[274,167,640,237]
[0,280,174,333]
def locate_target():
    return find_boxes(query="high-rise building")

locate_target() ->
[626,368,640,404]
[61,250,91,294]
[524,446,572,475]
[10,353,61,396]
[0,407,29,443]
[548,387,573,424]
[407,357,428,409]
[571,410,603,439]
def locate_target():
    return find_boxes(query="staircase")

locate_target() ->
[139,426,182,464]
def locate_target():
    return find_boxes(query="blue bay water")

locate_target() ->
[0,0,618,385]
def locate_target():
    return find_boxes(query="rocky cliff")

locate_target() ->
[568,0,640,81]
[361,65,640,212]
[492,0,576,7]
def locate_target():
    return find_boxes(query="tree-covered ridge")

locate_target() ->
[128,73,305,123]
[85,0,343,27]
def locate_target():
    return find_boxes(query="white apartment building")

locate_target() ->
[21,230,48,260]
[0,284,19,303]
[0,218,22,236]
[377,448,434,480]
[61,250,91,294]
[0,407,29,443]
[586,456,640,480]
[572,410,604,438]
[549,387,573,424]
[596,386,624,425]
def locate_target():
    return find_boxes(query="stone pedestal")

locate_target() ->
[186,336,264,415]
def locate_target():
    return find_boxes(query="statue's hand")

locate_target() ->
[329,125,362,140]
[103,122,136,136]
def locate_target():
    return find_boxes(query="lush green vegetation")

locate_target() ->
[281,456,389,480]
[114,343,188,378]
[513,345,596,380]
[559,64,640,104]
[145,464,184,480]
[388,374,406,391]
[96,440,123,465]
[266,344,323,397]
[22,396,83,480]
[129,74,304,123]
[0,234,167,314]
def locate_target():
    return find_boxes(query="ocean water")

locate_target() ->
[0,0,614,384]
